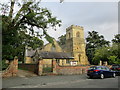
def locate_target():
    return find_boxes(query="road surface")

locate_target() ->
[2,74,119,88]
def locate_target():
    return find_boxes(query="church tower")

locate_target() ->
[66,25,89,65]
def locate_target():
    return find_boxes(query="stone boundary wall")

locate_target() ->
[18,63,38,73]
[52,60,112,75]
[2,58,18,78]
[53,60,91,75]
[56,66,90,75]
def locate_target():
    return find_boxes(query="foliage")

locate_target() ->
[93,47,110,65]
[43,30,55,47]
[112,34,120,43]
[93,43,120,65]
[58,34,66,46]
[112,34,120,59]
[0,60,2,71]
[108,56,117,64]
[86,31,110,64]
[1,0,61,60]
[0,60,9,70]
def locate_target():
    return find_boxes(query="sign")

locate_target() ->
[70,61,78,66]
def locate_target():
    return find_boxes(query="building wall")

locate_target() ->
[43,59,52,67]
[42,39,63,52]
[25,25,89,65]
[25,57,33,63]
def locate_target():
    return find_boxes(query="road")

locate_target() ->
[2,74,119,88]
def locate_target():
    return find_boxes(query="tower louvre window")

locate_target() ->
[76,32,80,37]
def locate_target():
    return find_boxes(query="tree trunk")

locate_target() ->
[9,0,15,21]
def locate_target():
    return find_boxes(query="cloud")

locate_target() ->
[41,2,118,44]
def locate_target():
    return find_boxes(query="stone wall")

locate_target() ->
[53,60,90,75]
[42,39,63,52]
[2,58,18,78]
[38,60,43,75]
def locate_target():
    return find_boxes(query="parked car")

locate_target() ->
[110,64,120,76]
[87,66,116,79]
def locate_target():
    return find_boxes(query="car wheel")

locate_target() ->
[100,74,104,79]
[112,73,116,78]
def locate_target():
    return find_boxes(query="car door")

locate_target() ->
[102,66,111,77]
[105,66,112,77]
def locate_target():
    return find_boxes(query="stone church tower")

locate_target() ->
[66,25,89,65]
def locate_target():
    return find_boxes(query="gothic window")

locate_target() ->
[76,32,80,37]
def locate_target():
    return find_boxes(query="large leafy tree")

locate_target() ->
[1,0,61,60]
[92,34,120,65]
[93,46,110,65]
[93,44,120,65]
[112,34,120,58]
[86,31,110,64]
[111,34,120,62]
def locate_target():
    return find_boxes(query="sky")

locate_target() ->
[0,0,118,44]
[39,1,118,44]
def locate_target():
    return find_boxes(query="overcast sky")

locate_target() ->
[40,2,118,44]
[0,0,118,44]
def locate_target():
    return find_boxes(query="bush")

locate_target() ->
[0,60,9,70]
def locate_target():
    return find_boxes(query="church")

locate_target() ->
[25,25,89,66]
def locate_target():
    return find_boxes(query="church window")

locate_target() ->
[76,32,80,37]
[66,59,70,64]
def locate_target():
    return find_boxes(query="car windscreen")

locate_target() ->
[88,66,97,70]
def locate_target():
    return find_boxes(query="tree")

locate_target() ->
[110,34,120,64]
[58,34,66,46]
[112,34,120,58]
[108,43,120,64]
[1,0,61,60]
[86,31,110,64]
[93,44,120,65]
[112,34,120,43]
[108,56,118,64]
[93,47,110,65]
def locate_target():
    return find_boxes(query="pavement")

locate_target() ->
[16,70,37,77]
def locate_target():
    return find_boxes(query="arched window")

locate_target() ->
[76,32,80,37]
